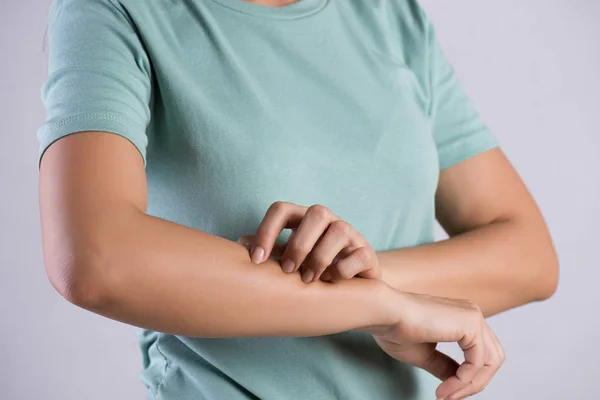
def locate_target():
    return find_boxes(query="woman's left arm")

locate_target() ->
[239,148,559,317]
[378,147,559,317]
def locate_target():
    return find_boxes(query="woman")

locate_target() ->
[37,0,559,399]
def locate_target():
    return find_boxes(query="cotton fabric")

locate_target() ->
[38,0,499,398]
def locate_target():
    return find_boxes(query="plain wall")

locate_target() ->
[1,1,598,399]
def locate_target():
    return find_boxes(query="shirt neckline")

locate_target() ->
[209,0,328,20]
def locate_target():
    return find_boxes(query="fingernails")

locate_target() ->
[281,259,295,273]
[321,271,332,281]
[251,246,264,264]
[302,269,315,283]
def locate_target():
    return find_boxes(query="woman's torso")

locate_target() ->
[127,0,440,398]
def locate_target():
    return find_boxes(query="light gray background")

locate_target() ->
[1,1,598,399]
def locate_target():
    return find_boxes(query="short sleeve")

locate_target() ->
[37,0,152,169]
[419,7,499,170]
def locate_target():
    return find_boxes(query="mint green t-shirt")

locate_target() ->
[38,0,499,399]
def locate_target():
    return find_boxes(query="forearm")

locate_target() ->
[377,218,559,317]
[53,208,396,338]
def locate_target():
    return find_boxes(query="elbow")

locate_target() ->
[533,246,560,302]
[44,243,115,311]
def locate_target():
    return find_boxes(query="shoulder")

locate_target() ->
[48,0,128,29]
[50,0,121,14]
[48,0,150,25]
[46,0,149,39]
[338,0,431,64]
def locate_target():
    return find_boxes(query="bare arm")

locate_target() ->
[39,131,398,337]
[378,148,559,317]
[39,131,509,398]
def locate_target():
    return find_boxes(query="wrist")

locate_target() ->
[376,250,418,294]
[376,251,394,284]
[357,279,406,334]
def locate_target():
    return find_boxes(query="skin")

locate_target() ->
[39,131,504,400]
[239,149,559,318]
[240,0,558,323]
[238,0,559,319]
[36,1,537,398]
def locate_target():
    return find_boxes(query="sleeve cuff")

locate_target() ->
[37,111,148,170]
[437,129,499,171]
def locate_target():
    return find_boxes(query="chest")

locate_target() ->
[142,4,440,245]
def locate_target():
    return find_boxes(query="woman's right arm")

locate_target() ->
[39,130,399,337]
[39,131,503,398]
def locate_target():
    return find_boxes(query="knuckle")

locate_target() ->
[465,300,482,314]
[308,204,331,221]
[467,304,484,324]
[329,219,352,236]
[473,358,485,370]
[498,348,506,363]
[489,353,501,367]
[493,359,503,372]
[269,201,288,214]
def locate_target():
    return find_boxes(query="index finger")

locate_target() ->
[436,325,486,399]
[253,201,307,263]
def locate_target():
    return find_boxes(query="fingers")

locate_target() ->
[250,201,377,284]
[281,204,340,278]
[300,220,355,282]
[419,348,460,383]
[435,306,484,399]
[489,323,506,368]
[436,320,504,400]
[238,235,287,261]
[445,324,504,400]
[252,201,306,264]
[457,323,485,382]
[474,326,505,393]
[322,246,375,282]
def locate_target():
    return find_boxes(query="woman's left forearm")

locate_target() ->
[377,217,559,317]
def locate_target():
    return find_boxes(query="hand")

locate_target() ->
[237,201,381,284]
[364,290,505,400]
